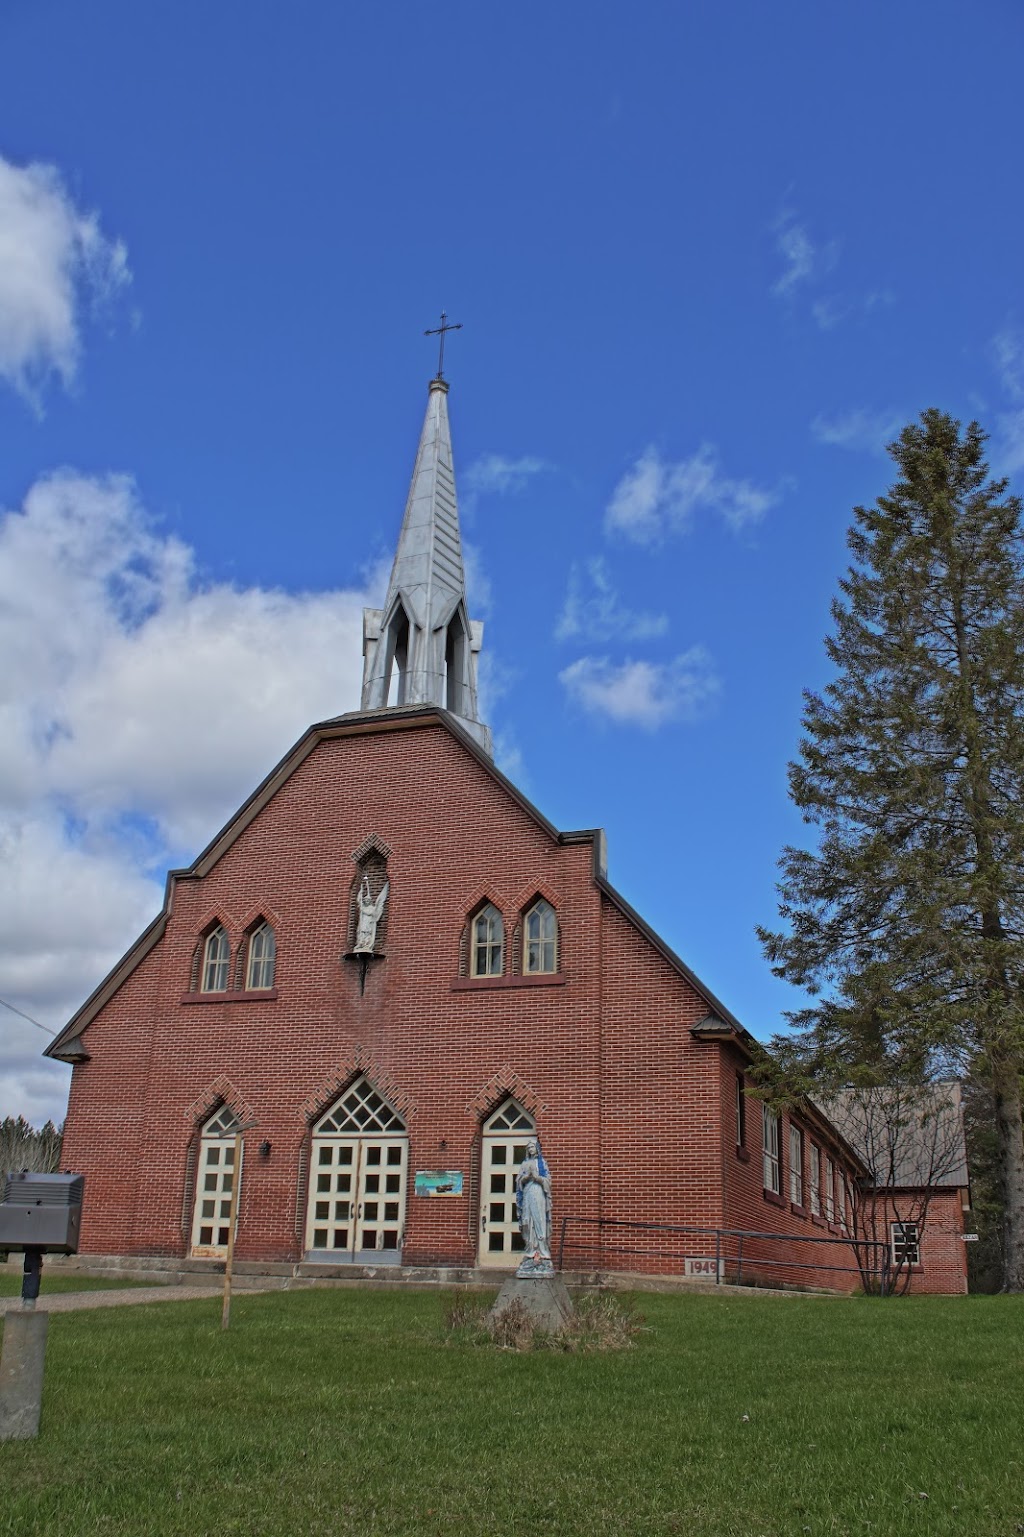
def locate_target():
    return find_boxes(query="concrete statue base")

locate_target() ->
[491,1274,574,1332]
[0,1310,49,1441]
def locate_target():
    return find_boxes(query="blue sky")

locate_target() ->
[2,1,1023,1121]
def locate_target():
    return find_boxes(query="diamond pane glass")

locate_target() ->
[316,1076,405,1133]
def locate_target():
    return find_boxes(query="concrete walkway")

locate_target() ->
[0,1284,240,1315]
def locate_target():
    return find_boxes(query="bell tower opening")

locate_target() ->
[444,609,469,717]
[384,605,411,707]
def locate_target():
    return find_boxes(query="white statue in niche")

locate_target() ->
[354,877,389,954]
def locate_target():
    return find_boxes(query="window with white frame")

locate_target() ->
[201,925,230,992]
[523,899,557,974]
[763,1105,781,1194]
[890,1221,920,1267]
[809,1144,821,1216]
[471,904,504,977]
[789,1123,804,1206]
[735,1073,746,1149]
[245,921,276,990]
[824,1156,835,1222]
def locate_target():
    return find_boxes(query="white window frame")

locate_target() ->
[788,1123,804,1207]
[824,1155,835,1223]
[201,925,230,993]
[735,1073,746,1149]
[523,899,558,974]
[809,1144,821,1215]
[890,1221,920,1267]
[762,1105,781,1194]
[246,922,276,990]
[471,904,504,977]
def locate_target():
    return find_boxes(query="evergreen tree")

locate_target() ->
[759,410,1024,1291]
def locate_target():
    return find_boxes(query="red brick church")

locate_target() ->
[46,375,969,1294]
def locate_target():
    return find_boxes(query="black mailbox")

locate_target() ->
[0,1173,85,1255]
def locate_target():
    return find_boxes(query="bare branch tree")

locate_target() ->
[823,1081,967,1294]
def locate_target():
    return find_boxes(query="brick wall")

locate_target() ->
[57,714,970,1294]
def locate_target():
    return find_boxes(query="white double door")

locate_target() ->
[478,1133,531,1267]
[305,1134,407,1263]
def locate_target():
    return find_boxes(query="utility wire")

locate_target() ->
[0,996,57,1036]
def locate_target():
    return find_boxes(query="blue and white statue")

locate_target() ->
[515,1138,554,1278]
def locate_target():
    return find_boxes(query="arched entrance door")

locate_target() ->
[190,1103,242,1257]
[304,1076,408,1264]
[478,1099,535,1268]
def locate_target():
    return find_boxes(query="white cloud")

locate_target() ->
[772,214,818,297]
[559,650,719,729]
[604,445,779,544]
[0,471,372,1122]
[992,327,1024,400]
[989,326,1024,474]
[996,409,1024,475]
[811,408,903,455]
[0,155,130,405]
[556,558,668,643]
[463,454,548,496]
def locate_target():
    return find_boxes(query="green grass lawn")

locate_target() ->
[1,1288,1021,1537]
[0,1274,159,1297]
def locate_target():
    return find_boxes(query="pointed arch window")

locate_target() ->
[245,922,276,990]
[471,903,504,977]
[523,899,558,974]
[190,1103,242,1254]
[201,925,230,993]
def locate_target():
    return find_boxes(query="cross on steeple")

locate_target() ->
[424,310,462,381]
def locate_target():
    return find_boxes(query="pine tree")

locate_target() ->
[759,410,1024,1291]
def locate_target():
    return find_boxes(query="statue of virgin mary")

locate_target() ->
[514,1139,554,1278]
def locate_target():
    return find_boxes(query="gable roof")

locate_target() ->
[45,705,748,1061]
[822,1083,969,1190]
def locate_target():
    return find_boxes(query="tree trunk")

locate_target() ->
[992,1063,1024,1291]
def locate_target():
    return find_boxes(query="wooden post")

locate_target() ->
[221,1130,243,1331]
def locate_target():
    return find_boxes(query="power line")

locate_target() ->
[0,997,57,1037]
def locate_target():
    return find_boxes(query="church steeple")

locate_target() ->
[361,377,492,755]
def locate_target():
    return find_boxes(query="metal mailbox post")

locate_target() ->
[0,1171,85,1440]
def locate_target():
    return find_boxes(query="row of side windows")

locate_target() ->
[755,1093,851,1231]
[470,898,558,978]
[197,921,276,993]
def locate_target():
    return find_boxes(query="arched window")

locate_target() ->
[471,903,504,977]
[201,925,230,992]
[245,922,276,990]
[190,1103,242,1254]
[523,899,558,974]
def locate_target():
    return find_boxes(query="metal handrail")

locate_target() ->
[557,1214,892,1294]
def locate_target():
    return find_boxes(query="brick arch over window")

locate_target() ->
[466,1070,547,1123]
